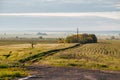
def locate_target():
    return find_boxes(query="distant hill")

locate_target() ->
[37,32,47,35]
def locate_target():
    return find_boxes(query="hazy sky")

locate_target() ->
[0,0,120,31]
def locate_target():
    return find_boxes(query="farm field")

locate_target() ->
[0,38,57,46]
[39,40,120,70]
[0,39,120,80]
[0,40,74,80]
[0,43,74,61]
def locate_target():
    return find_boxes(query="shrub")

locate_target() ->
[65,34,97,43]
[0,64,9,68]
[58,38,65,43]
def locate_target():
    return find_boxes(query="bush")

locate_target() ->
[0,64,9,68]
[58,38,65,43]
[65,34,97,43]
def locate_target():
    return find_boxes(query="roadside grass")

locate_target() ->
[0,68,28,80]
[0,63,28,80]
[0,64,10,68]
[39,40,120,71]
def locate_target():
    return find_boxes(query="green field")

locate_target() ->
[0,39,120,79]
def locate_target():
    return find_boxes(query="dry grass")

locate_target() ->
[39,40,120,70]
[0,42,74,80]
[0,43,74,61]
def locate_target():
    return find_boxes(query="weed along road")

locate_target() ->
[19,65,120,80]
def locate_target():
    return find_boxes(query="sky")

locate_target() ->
[0,0,120,31]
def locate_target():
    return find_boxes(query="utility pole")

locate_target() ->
[77,28,79,43]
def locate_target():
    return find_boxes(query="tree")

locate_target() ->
[65,34,97,44]
[58,38,64,43]
[31,41,34,49]
[111,36,115,40]
[89,34,97,43]
[39,36,43,39]
[30,40,35,49]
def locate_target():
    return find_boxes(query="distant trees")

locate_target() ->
[58,38,65,43]
[65,34,97,43]
[37,32,47,35]
[110,36,115,40]
[39,36,43,39]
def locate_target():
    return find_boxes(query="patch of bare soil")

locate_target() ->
[22,65,120,80]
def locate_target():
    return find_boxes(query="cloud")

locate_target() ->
[39,0,120,6]
[0,12,120,20]
[0,0,120,13]
[113,4,120,9]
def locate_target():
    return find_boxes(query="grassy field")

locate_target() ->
[39,40,120,70]
[0,39,74,80]
[0,38,58,46]
[0,66,27,80]
[0,39,120,79]
[0,43,74,61]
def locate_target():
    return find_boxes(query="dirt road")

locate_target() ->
[19,65,120,80]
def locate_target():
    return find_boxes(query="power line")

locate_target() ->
[77,28,79,43]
